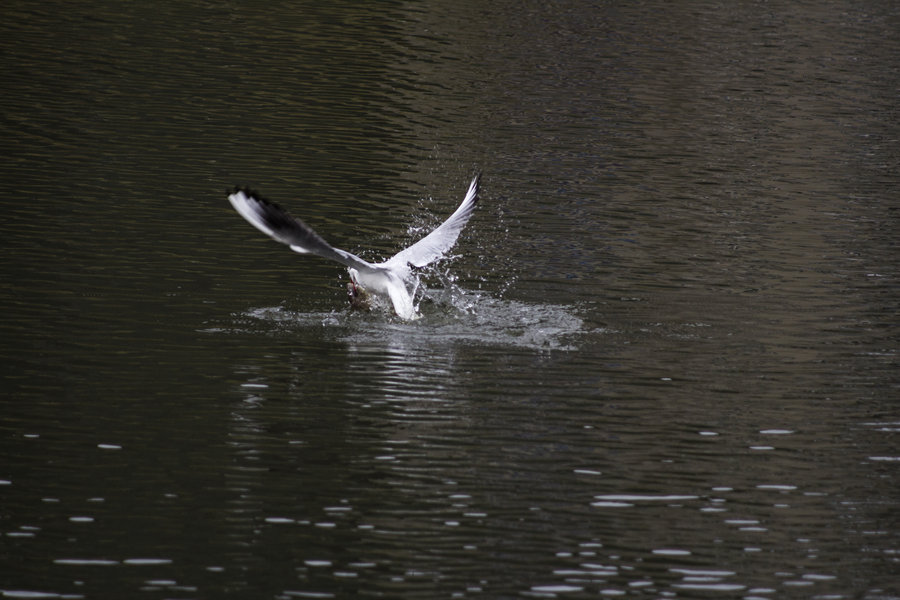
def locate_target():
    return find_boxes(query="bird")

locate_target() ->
[228,173,481,320]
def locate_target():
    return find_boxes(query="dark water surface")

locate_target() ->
[1,1,898,598]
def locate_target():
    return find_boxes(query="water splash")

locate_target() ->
[219,286,584,351]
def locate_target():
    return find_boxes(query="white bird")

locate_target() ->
[228,173,481,320]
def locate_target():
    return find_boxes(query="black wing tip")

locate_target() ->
[229,185,293,213]
[230,185,269,203]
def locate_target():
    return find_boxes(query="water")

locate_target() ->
[1,0,898,598]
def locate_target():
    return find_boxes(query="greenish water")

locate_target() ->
[1,1,898,598]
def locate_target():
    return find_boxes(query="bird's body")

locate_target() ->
[228,174,481,320]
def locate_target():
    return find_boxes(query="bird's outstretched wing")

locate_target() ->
[387,173,481,269]
[228,187,376,273]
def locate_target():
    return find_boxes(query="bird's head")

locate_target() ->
[347,280,371,310]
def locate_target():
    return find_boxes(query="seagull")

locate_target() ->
[228,173,481,320]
